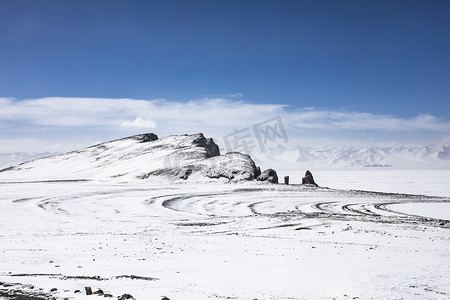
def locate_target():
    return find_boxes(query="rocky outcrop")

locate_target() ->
[302,170,318,186]
[136,133,158,143]
[257,169,278,183]
[192,135,220,158]
[145,152,260,182]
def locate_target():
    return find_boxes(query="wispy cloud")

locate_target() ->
[0,97,449,152]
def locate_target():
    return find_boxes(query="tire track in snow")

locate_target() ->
[147,186,450,228]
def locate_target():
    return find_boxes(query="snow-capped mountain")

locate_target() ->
[250,144,450,169]
[0,133,261,182]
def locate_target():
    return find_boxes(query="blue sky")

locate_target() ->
[1,0,450,152]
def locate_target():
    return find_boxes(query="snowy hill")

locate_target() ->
[250,144,450,169]
[0,133,261,182]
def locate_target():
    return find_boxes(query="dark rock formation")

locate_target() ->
[302,170,318,186]
[137,133,158,143]
[205,138,220,157]
[255,166,261,178]
[188,152,260,181]
[257,169,278,184]
[93,289,103,295]
[85,287,92,295]
[192,134,220,157]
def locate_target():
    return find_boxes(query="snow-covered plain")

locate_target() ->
[0,134,449,300]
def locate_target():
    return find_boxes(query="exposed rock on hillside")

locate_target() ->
[137,133,158,143]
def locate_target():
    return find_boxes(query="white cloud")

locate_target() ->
[120,117,157,128]
[1,96,449,152]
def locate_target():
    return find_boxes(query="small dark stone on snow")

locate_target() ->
[118,294,135,300]
[85,287,93,295]
[50,288,57,292]
[161,297,170,300]
[93,289,104,295]
[74,290,81,294]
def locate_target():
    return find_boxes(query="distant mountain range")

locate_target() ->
[249,144,450,169]
[1,141,450,172]
[0,152,61,170]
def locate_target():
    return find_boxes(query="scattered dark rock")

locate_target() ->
[257,169,278,183]
[85,287,93,295]
[103,294,113,298]
[93,289,104,295]
[63,275,106,281]
[74,290,81,294]
[302,170,318,186]
[0,289,55,300]
[0,282,14,288]
[118,294,135,300]
[161,297,170,300]
[180,168,193,180]
[137,133,158,143]
[50,288,57,292]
